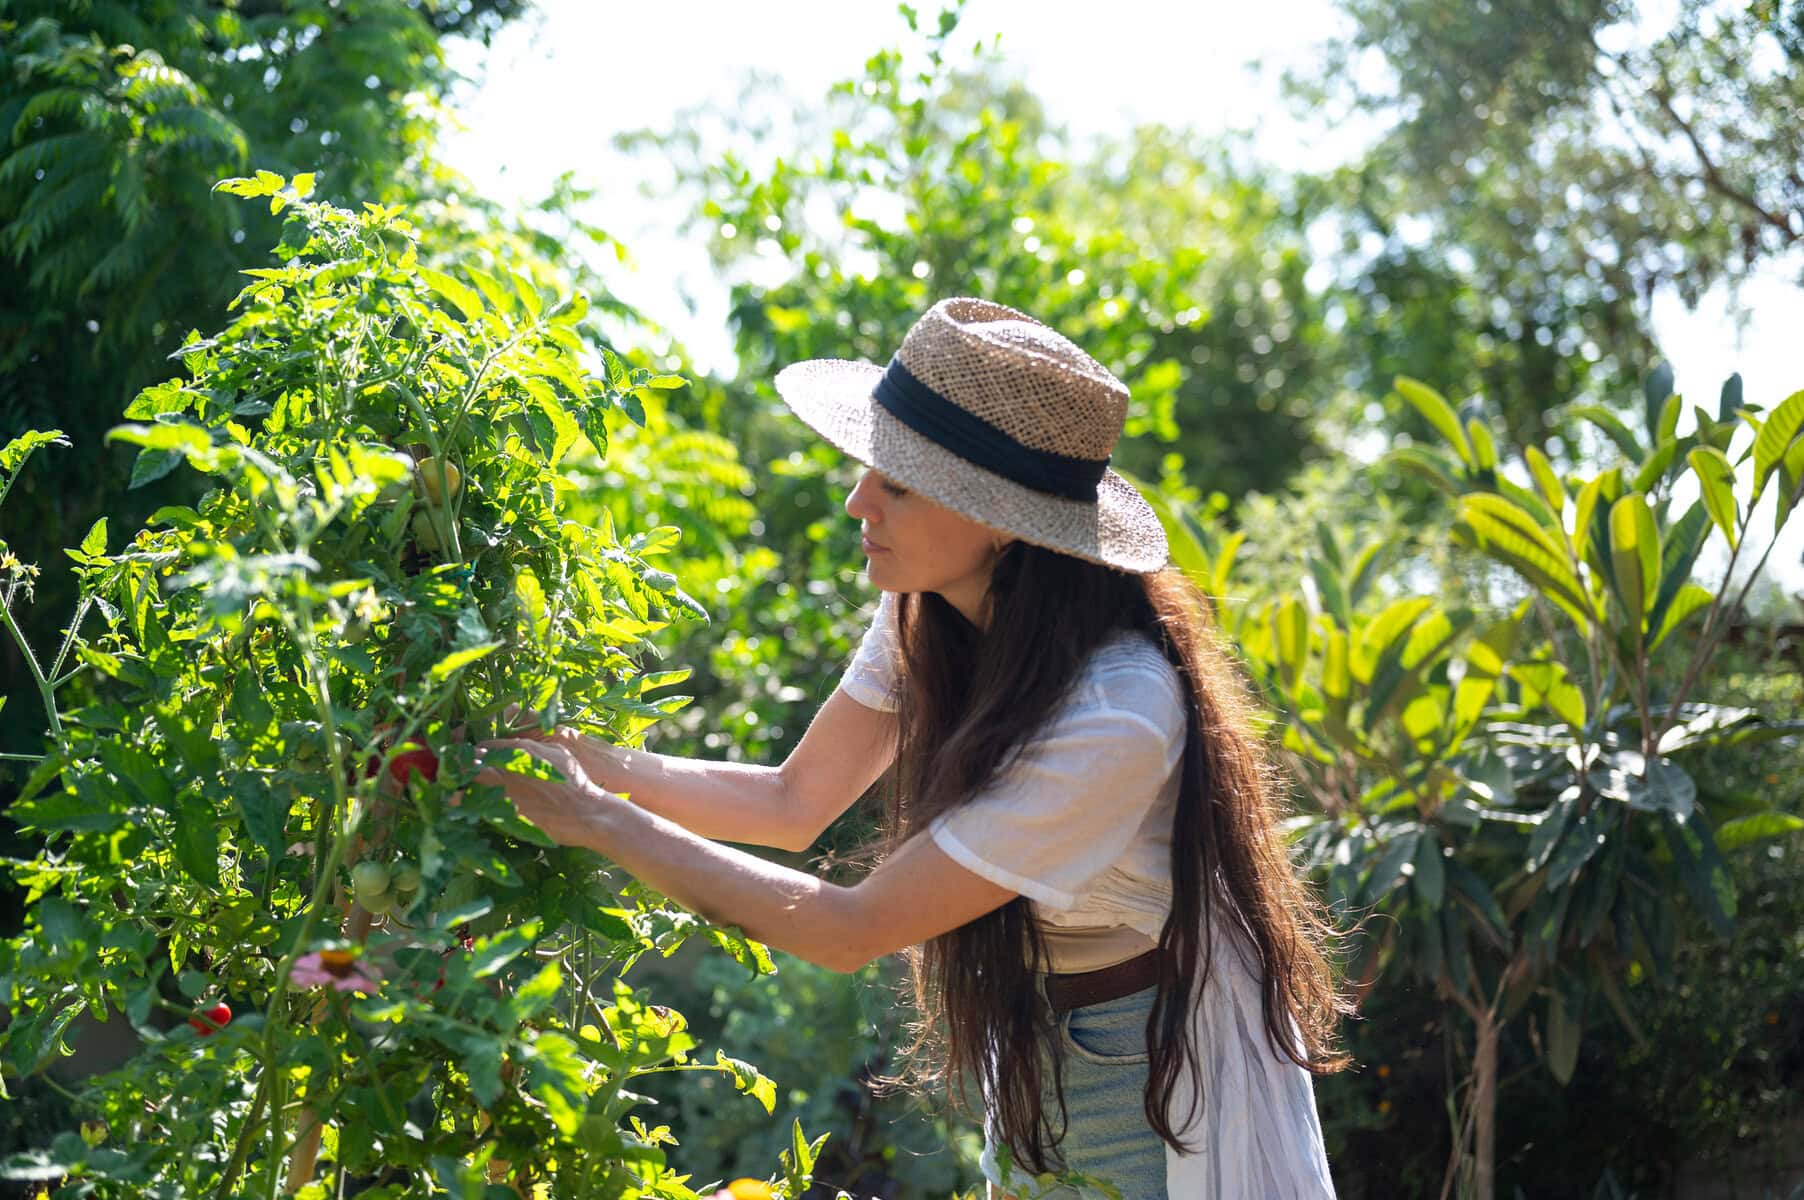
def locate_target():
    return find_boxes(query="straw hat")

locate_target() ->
[772,297,1170,574]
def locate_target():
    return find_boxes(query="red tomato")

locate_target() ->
[189,1001,232,1036]
[387,747,439,786]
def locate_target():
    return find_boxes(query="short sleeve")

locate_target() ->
[927,650,1186,910]
[838,590,901,712]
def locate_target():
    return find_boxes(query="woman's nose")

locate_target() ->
[845,471,881,522]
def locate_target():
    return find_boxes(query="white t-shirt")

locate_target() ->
[837,589,1180,970]
[840,591,1339,1195]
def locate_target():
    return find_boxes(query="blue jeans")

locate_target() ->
[983,982,1169,1200]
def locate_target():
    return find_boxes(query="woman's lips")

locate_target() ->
[862,536,887,554]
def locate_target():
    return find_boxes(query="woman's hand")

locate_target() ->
[498,704,634,793]
[472,737,621,848]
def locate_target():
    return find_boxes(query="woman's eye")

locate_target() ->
[880,480,908,497]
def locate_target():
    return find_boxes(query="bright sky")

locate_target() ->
[441,1,1804,597]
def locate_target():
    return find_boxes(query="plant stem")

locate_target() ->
[214,1069,274,1200]
[0,593,62,743]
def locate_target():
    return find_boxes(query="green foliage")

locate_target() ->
[0,0,534,777]
[1148,364,1804,1191]
[0,176,821,1197]
[627,945,987,1198]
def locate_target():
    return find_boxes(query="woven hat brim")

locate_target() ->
[773,358,1170,574]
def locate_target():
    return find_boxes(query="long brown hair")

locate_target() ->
[864,540,1353,1171]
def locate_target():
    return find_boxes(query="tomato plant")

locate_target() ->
[0,172,825,1198]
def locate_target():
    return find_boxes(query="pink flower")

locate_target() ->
[291,949,382,994]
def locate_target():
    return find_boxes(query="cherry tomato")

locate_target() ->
[188,1001,232,1036]
[387,747,438,786]
[350,861,391,904]
[390,861,422,895]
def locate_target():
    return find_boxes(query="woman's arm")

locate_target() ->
[510,687,897,852]
[473,738,1014,973]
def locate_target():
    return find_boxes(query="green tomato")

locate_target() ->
[350,860,391,905]
[390,861,422,895]
[411,510,444,554]
[415,456,462,504]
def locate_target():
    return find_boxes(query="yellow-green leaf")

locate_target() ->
[417,266,484,324]
[1456,495,1593,627]
[1687,446,1739,550]
[1752,388,1804,495]
[1466,418,1497,471]
[1516,661,1587,729]
[1525,445,1566,517]
[1649,583,1713,651]
[1274,597,1309,688]
[1607,493,1658,631]
[1395,376,1473,466]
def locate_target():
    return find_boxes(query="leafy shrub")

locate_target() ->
[0,173,822,1198]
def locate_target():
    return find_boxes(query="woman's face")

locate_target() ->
[844,467,1011,627]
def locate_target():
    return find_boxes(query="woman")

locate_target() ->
[476,297,1351,1198]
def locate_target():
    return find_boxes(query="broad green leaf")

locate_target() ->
[1656,391,1682,445]
[1663,810,1737,938]
[1526,787,1579,873]
[105,421,211,456]
[1546,810,1601,889]
[1346,538,1386,606]
[1630,441,1678,493]
[1321,627,1350,701]
[508,268,544,320]
[1648,583,1713,651]
[429,641,503,680]
[1718,372,1743,421]
[1525,445,1566,516]
[1455,495,1593,627]
[1645,503,1709,643]
[521,378,580,465]
[1412,834,1445,908]
[1546,989,1582,1085]
[1606,493,1657,631]
[0,428,69,475]
[1352,597,1433,684]
[1308,555,1350,626]
[416,265,484,324]
[1515,661,1587,730]
[173,793,221,889]
[1688,446,1739,550]
[1568,404,1645,462]
[1752,388,1804,495]
[1775,432,1804,530]
[1715,811,1804,852]
[1388,445,1462,495]
[1274,597,1308,688]
[1570,468,1622,563]
[79,517,106,559]
[715,1050,778,1114]
[1394,376,1472,466]
[1643,362,1674,441]
[1365,830,1421,903]
[464,264,516,317]
[1466,418,1497,471]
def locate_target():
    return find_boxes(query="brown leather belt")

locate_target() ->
[1042,946,1167,1012]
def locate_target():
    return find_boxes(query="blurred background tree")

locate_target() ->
[1294,0,1804,452]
